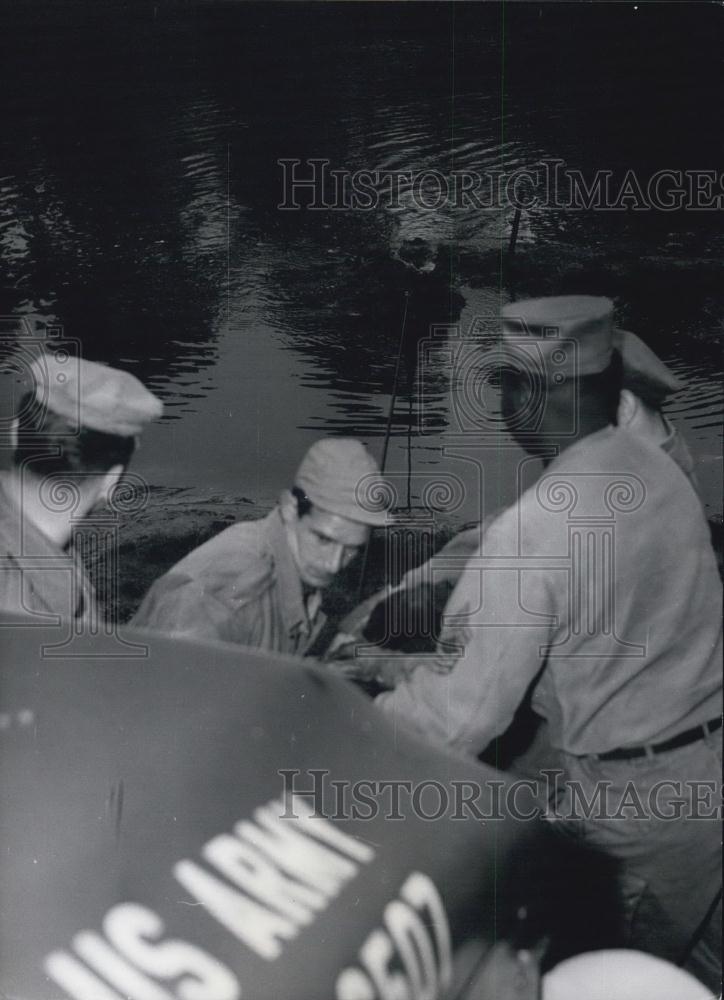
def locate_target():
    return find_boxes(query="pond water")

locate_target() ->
[1,2,721,523]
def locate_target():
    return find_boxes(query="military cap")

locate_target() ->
[543,948,707,999]
[295,438,390,526]
[500,296,682,396]
[28,351,163,436]
[612,326,681,396]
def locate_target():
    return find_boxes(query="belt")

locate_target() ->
[596,717,722,762]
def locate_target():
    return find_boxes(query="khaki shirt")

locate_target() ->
[378,427,722,756]
[0,474,97,624]
[421,423,700,587]
[132,509,326,655]
[660,416,699,491]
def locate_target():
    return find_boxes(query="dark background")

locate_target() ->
[1,1,721,612]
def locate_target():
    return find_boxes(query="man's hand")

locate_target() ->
[325,650,421,688]
[326,647,457,689]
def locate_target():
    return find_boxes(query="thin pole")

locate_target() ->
[380,291,410,472]
[356,292,410,602]
[508,205,522,256]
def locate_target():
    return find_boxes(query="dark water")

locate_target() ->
[1,2,722,519]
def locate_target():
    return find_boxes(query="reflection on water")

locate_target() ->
[0,2,721,517]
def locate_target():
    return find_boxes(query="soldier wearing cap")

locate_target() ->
[374,296,722,991]
[399,315,696,592]
[132,438,388,655]
[0,350,163,623]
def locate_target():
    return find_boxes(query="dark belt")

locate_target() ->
[596,716,722,762]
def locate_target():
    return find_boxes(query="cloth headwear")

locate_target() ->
[613,327,681,397]
[500,296,682,396]
[542,949,708,999]
[294,438,389,526]
[27,351,163,436]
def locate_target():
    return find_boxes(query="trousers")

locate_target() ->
[544,730,722,994]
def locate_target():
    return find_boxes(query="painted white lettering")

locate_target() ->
[74,932,174,1000]
[383,900,436,1000]
[335,966,378,1000]
[174,859,297,961]
[400,873,452,991]
[238,804,358,896]
[283,795,376,863]
[360,929,410,1000]
[45,951,126,1000]
[203,833,323,924]
[103,904,241,1000]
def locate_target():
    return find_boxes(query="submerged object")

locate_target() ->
[395,236,438,273]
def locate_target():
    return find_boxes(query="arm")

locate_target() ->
[327,517,499,656]
[402,516,496,589]
[131,574,236,642]
[377,543,555,757]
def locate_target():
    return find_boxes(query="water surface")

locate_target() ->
[1,2,721,519]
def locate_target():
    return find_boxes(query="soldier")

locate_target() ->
[328,319,702,683]
[403,324,696,592]
[0,350,162,624]
[373,296,722,991]
[132,438,388,655]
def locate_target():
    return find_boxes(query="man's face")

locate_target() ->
[285,504,370,590]
[500,367,545,452]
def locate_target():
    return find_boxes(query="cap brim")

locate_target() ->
[355,510,391,527]
[613,328,682,396]
[310,499,390,527]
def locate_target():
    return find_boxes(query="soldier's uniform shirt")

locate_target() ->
[377,426,722,756]
[377,426,722,987]
[132,509,326,655]
[0,474,96,624]
[420,420,700,589]
[660,415,699,490]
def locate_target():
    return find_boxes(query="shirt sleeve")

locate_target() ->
[429,523,485,576]
[131,574,237,641]
[0,562,33,619]
[376,516,556,757]
[404,515,498,588]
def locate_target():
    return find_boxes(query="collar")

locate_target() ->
[263,508,320,639]
[0,472,95,621]
[545,425,617,474]
[0,472,64,556]
[659,416,695,478]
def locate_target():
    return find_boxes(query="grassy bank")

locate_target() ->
[85,491,460,636]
